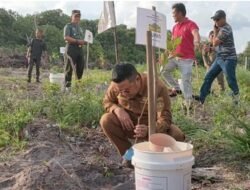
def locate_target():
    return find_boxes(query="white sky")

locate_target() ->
[1,0,250,53]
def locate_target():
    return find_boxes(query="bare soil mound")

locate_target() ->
[0,119,134,190]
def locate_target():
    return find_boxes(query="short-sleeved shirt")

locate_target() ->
[202,43,216,66]
[217,23,237,60]
[29,38,46,59]
[172,18,199,59]
[63,23,84,41]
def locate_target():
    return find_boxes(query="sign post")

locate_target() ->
[146,31,155,136]
[136,7,166,137]
[84,30,93,72]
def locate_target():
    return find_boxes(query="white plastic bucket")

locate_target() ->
[49,73,64,86]
[132,141,194,190]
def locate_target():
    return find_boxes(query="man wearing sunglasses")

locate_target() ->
[63,10,85,91]
[100,63,185,168]
[199,10,239,105]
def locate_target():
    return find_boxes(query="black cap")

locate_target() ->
[72,10,81,16]
[211,10,226,20]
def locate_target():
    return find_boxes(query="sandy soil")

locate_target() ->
[0,68,249,190]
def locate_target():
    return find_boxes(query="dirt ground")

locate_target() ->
[0,68,250,190]
[0,118,134,190]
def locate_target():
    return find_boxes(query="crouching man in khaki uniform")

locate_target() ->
[100,63,185,168]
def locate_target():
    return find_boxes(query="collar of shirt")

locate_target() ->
[137,73,147,97]
[176,17,189,26]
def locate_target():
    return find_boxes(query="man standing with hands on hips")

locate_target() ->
[63,10,85,91]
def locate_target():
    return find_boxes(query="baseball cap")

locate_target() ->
[72,10,81,16]
[211,10,226,20]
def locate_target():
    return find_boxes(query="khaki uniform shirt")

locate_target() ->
[103,73,172,133]
[202,44,216,67]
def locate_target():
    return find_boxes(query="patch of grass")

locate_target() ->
[40,76,105,129]
[0,90,38,148]
[220,111,250,158]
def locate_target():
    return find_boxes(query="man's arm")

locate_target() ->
[155,80,172,133]
[64,36,84,45]
[192,29,201,50]
[192,29,201,44]
[103,83,120,113]
[42,51,49,63]
[213,25,222,46]
[26,39,32,58]
[63,24,85,46]
[26,47,31,58]
[42,42,49,62]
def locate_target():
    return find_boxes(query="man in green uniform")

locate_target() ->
[63,10,85,89]
[26,29,47,83]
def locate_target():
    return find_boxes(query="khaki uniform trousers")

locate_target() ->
[100,112,185,156]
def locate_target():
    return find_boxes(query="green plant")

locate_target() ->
[220,112,250,158]
[159,34,182,66]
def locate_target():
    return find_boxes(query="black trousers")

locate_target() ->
[64,45,85,87]
[27,57,41,80]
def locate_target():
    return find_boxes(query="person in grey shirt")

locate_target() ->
[198,10,239,105]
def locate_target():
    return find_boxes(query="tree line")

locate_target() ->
[0,8,249,66]
[0,8,146,66]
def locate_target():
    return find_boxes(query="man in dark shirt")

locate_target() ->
[26,29,47,83]
[63,10,85,90]
[199,10,239,105]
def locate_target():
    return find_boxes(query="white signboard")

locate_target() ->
[136,7,166,49]
[60,47,65,54]
[84,30,93,44]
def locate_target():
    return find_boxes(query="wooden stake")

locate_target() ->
[112,2,120,64]
[152,6,158,132]
[113,27,120,64]
[147,31,155,137]
[86,42,89,72]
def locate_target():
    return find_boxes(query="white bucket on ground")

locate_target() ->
[49,73,64,86]
[132,141,194,190]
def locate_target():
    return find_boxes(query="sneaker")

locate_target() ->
[168,88,182,97]
[232,93,240,105]
[192,95,204,105]
[65,87,71,93]
[192,95,200,101]
[176,90,182,94]
[121,147,134,169]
